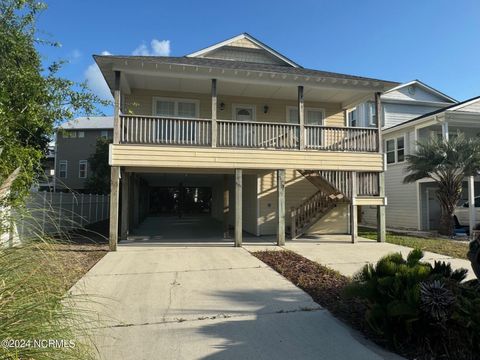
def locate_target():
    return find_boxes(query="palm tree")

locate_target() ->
[404,133,480,236]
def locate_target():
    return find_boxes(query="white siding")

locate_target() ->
[382,85,450,103]
[362,163,419,230]
[383,103,442,129]
[455,99,480,113]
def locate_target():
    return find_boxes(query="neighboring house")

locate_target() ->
[347,80,456,129]
[95,32,399,249]
[362,96,480,232]
[54,116,113,192]
[36,142,55,191]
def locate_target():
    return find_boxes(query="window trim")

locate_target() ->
[78,160,87,179]
[367,102,377,126]
[59,160,68,179]
[152,97,200,118]
[286,106,326,125]
[346,109,357,127]
[385,135,406,165]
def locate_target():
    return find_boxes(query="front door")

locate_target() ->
[233,105,255,146]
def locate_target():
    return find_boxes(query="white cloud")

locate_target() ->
[132,39,170,56]
[84,50,112,100]
[151,39,170,56]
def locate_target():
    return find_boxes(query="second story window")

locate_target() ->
[386,136,405,164]
[59,160,68,178]
[287,107,325,125]
[62,130,77,138]
[368,103,377,126]
[79,160,87,178]
[78,131,85,138]
[348,109,357,127]
[153,97,199,118]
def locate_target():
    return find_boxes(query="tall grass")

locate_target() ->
[0,201,101,359]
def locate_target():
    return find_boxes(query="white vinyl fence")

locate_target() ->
[16,191,110,238]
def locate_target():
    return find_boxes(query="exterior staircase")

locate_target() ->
[289,170,379,238]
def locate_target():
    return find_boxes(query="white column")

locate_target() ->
[442,122,449,141]
[469,175,476,237]
[235,169,242,247]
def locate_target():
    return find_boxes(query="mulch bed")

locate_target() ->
[252,250,391,352]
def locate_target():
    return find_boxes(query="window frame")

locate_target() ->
[78,160,87,179]
[78,131,85,138]
[152,97,200,118]
[367,102,377,126]
[59,160,68,178]
[286,106,326,125]
[385,136,406,165]
[347,109,357,127]
[100,130,111,139]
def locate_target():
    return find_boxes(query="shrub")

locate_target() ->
[346,249,479,359]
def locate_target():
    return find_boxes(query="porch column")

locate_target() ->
[350,171,358,243]
[377,172,386,242]
[442,121,449,141]
[469,175,476,237]
[120,171,129,240]
[235,169,242,247]
[223,174,230,238]
[298,85,305,150]
[375,92,386,242]
[211,79,217,148]
[277,169,286,246]
[109,70,121,251]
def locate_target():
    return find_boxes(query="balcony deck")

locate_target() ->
[119,115,379,152]
[110,115,383,172]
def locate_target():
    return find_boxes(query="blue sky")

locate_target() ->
[38,0,480,115]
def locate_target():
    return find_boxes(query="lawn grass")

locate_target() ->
[359,226,469,259]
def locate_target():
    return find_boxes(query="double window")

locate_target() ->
[79,160,87,179]
[386,136,405,164]
[100,130,112,139]
[59,160,68,178]
[153,97,199,142]
[153,97,199,118]
[287,107,325,125]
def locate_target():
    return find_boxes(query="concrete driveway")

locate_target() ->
[71,244,401,360]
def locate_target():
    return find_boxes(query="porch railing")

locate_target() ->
[119,115,378,152]
[217,120,299,149]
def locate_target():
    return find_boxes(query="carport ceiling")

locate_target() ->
[138,173,223,187]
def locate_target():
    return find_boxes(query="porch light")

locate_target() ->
[220,102,225,111]
[263,105,269,114]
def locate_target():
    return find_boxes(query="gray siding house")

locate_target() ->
[348,80,456,129]
[362,97,480,233]
[54,116,113,192]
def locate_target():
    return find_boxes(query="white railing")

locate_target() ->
[318,170,379,198]
[119,115,378,152]
[217,120,299,149]
[305,125,378,152]
[121,115,212,146]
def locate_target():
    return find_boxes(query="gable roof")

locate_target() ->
[186,33,301,68]
[385,96,480,131]
[59,116,114,130]
[382,79,457,103]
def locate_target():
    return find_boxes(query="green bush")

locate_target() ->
[346,249,479,359]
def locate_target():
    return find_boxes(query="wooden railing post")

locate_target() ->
[298,85,305,150]
[211,79,217,147]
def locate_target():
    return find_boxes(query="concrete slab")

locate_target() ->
[281,236,475,280]
[71,245,402,359]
